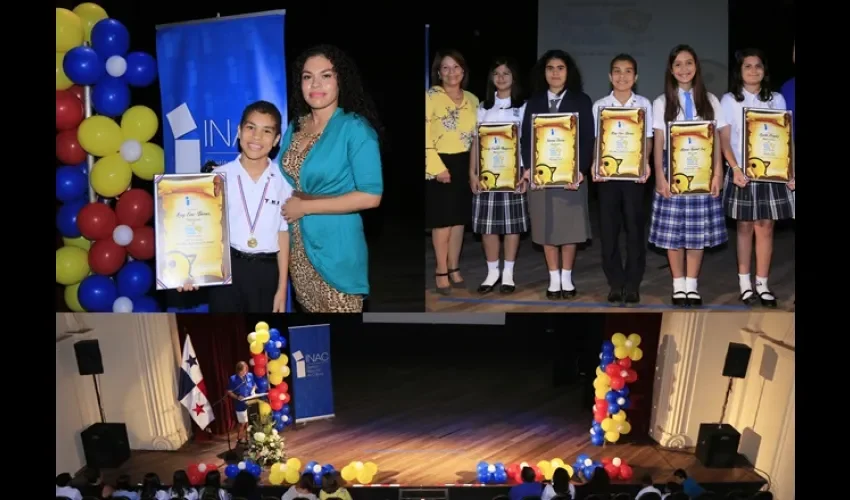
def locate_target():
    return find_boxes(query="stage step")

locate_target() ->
[399,488,449,500]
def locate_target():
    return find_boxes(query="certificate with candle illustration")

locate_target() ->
[477,122,521,191]
[531,113,580,187]
[666,120,716,195]
[595,107,647,180]
[154,173,232,290]
[742,108,794,183]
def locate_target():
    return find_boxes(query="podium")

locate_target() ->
[243,393,268,423]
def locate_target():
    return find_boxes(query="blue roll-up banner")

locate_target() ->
[289,324,335,422]
[154,10,292,312]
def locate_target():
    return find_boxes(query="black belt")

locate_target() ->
[231,247,278,262]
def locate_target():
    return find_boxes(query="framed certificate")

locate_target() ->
[154,173,233,290]
[666,120,716,195]
[477,122,521,191]
[530,112,580,187]
[594,107,648,180]
[742,108,794,183]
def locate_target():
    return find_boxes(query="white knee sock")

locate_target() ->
[482,261,500,286]
[673,277,686,295]
[738,273,753,298]
[685,277,699,296]
[548,270,561,292]
[561,269,575,291]
[502,261,515,286]
[755,276,773,299]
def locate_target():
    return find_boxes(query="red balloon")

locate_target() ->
[56,90,84,131]
[617,358,632,369]
[127,226,155,260]
[69,85,85,103]
[253,365,267,377]
[56,129,87,164]
[601,457,613,465]
[77,203,117,241]
[115,189,154,228]
[532,465,542,481]
[625,369,638,383]
[89,239,127,275]
[610,375,626,390]
[270,399,283,411]
[605,363,620,377]
[604,463,620,479]
[595,400,609,413]
[279,392,290,404]
[276,382,288,394]
[252,354,267,367]
[188,463,200,475]
[619,464,633,480]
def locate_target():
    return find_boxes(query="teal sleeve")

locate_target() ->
[347,118,383,195]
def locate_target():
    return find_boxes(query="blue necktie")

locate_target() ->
[683,91,694,120]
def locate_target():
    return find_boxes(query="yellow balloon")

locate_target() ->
[627,333,642,347]
[269,372,284,385]
[614,346,629,360]
[255,330,271,344]
[258,401,272,416]
[611,333,627,346]
[78,116,123,157]
[595,387,607,399]
[256,321,270,331]
[284,468,300,484]
[120,105,159,143]
[91,154,132,197]
[268,360,282,374]
[341,465,356,481]
[537,460,551,475]
[612,410,627,422]
[279,354,289,365]
[56,246,90,285]
[617,420,632,434]
[56,52,73,90]
[630,347,644,362]
[564,465,574,477]
[63,236,91,251]
[249,341,265,355]
[131,142,165,180]
[600,418,615,432]
[269,472,284,485]
[356,469,373,484]
[56,9,83,52]
[604,431,621,443]
[286,458,302,471]
[280,365,291,378]
[64,282,85,312]
[595,366,604,377]
[364,461,378,475]
[73,2,108,43]
[247,332,257,344]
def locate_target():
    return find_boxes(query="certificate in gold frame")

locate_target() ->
[530,112,580,188]
[476,122,522,191]
[594,106,648,181]
[666,120,716,195]
[742,108,794,183]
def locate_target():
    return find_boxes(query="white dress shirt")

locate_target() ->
[652,89,728,149]
[592,91,654,138]
[635,485,663,498]
[55,485,83,500]
[720,89,787,167]
[547,89,566,109]
[214,156,293,254]
[541,482,576,500]
[478,94,528,167]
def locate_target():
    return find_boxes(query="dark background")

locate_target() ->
[177,313,663,440]
[55,0,425,312]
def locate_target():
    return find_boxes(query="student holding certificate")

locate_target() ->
[780,42,796,218]
[648,45,728,307]
[720,49,792,308]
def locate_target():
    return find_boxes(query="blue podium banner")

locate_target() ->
[155,10,288,175]
[289,324,335,422]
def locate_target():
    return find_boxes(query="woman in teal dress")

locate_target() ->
[278,45,383,313]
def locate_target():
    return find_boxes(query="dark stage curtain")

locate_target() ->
[602,314,662,441]
[176,314,252,436]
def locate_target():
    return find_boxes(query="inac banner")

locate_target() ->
[288,324,335,422]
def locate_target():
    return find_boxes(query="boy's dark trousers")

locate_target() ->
[597,181,647,293]
[208,248,280,313]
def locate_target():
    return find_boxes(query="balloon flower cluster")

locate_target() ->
[477,456,604,484]
[571,454,603,480]
[302,462,337,485]
[247,322,292,432]
[475,461,507,484]
[600,457,633,481]
[224,459,263,480]
[186,462,218,485]
[590,333,643,446]
[55,3,164,312]
[340,460,379,484]
[534,459,573,481]
[267,458,304,485]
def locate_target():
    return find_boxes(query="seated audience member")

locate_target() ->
[319,472,352,500]
[509,466,544,500]
[542,467,576,500]
[199,470,229,500]
[168,470,199,499]
[635,473,661,499]
[673,469,705,498]
[56,472,83,500]
[639,494,661,500]
[140,473,169,500]
[112,474,140,500]
[667,493,689,500]
[231,471,262,500]
[282,473,319,500]
[580,467,611,499]
[72,466,114,498]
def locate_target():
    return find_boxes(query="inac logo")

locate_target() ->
[166,103,240,173]
[291,350,331,379]
[166,103,201,174]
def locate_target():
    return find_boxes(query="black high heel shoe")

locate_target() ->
[448,268,466,289]
[435,272,451,296]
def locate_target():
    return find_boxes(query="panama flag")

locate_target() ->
[178,335,215,430]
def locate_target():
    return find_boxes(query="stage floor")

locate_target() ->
[103,362,764,488]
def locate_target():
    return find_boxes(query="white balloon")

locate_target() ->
[113,297,134,313]
[113,225,134,246]
[120,139,143,163]
[612,457,622,467]
[106,55,127,77]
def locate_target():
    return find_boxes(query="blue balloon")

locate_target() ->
[224,464,239,479]
[123,52,157,87]
[618,387,630,397]
[78,275,117,312]
[493,469,507,483]
[91,18,130,59]
[56,165,88,202]
[63,46,104,85]
[116,261,154,298]
[92,77,130,117]
[255,378,269,393]
[602,341,615,353]
[591,433,605,446]
[477,471,489,483]
[608,402,620,414]
[281,404,290,415]
[269,328,281,340]
[78,161,89,176]
[132,295,160,312]
[56,199,87,238]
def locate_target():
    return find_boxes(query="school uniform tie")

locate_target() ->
[683,91,695,120]
[549,98,560,113]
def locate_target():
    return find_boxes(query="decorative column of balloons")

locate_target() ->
[590,333,643,446]
[55,3,164,313]
[248,322,293,433]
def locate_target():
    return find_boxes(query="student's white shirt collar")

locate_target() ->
[235,154,274,180]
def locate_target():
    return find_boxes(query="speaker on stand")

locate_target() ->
[74,339,130,468]
[695,342,751,468]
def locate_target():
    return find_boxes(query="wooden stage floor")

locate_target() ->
[104,362,763,488]
[425,199,795,313]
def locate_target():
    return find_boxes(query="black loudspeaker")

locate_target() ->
[74,340,104,375]
[695,423,741,468]
[80,423,131,468]
[722,342,751,378]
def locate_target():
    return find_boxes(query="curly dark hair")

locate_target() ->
[289,44,383,139]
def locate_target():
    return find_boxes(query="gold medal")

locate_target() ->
[247,237,258,248]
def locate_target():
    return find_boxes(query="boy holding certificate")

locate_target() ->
[179,100,293,313]
[591,54,653,305]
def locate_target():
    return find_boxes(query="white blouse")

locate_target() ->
[592,91,654,138]
[720,89,787,167]
[477,94,527,166]
[652,88,728,149]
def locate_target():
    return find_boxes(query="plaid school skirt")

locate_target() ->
[472,191,529,234]
[648,153,728,250]
[722,166,795,221]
